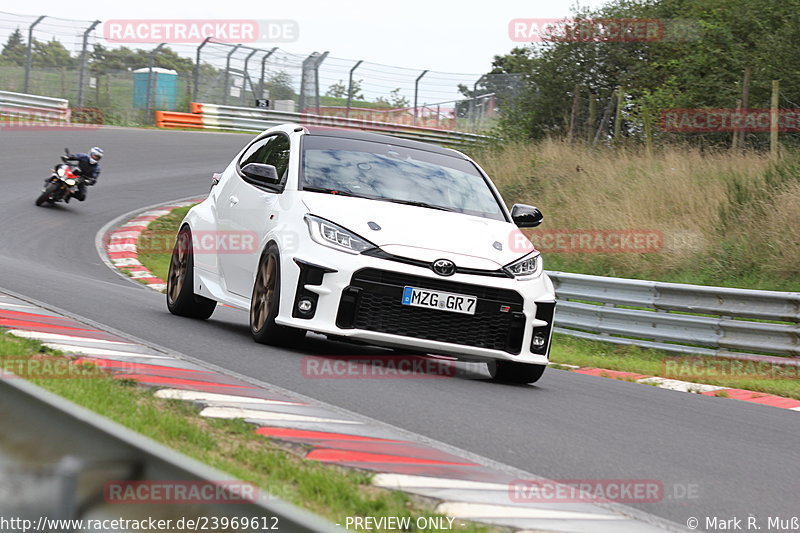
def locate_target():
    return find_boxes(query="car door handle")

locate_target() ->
[228,195,239,207]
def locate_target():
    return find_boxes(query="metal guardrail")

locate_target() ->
[156,103,487,147]
[0,90,70,121]
[0,376,340,531]
[548,271,800,363]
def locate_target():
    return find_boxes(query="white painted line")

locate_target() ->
[0,303,40,310]
[436,502,622,520]
[149,284,167,291]
[6,330,134,346]
[373,474,509,491]
[41,343,170,359]
[548,362,581,369]
[111,258,143,267]
[129,270,157,279]
[791,407,800,412]
[636,376,729,393]
[120,221,149,228]
[141,209,172,217]
[156,389,304,406]
[109,231,141,239]
[200,406,361,425]
[108,244,138,253]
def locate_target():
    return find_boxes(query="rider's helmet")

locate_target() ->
[88,146,104,164]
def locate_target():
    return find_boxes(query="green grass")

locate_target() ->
[550,334,800,399]
[0,329,492,532]
[136,205,193,283]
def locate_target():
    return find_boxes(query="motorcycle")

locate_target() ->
[35,148,93,206]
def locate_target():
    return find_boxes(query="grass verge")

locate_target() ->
[137,205,194,282]
[0,330,492,532]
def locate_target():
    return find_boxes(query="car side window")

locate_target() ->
[238,134,291,180]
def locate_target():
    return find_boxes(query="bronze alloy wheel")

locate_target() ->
[251,253,277,333]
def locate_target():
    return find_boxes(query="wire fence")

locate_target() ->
[0,11,523,131]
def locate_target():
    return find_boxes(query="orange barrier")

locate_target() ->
[155,111,203,129]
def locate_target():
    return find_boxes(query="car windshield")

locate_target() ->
[300,136,506,221]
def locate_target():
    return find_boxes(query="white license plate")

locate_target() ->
[401,286,477,315]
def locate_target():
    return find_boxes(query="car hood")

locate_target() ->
[301,192,532,269]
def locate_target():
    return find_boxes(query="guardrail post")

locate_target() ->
[258,47,278,102]
[346,60,363,118]
[23,16,46,93]
[222,44,241,105]
[413,70,429,126]
[193,37,212,102]
[146,43,166,124]
[77,20,100,107]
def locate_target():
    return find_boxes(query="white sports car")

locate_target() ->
[166,124,556,383]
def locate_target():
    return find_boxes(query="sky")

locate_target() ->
[4,0,610,75]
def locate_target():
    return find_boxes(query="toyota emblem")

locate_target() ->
[432,259,456,276]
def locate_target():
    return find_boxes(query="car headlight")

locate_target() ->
[504,252,542,279]
[304,215,376,254]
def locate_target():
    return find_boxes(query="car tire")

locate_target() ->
[166,226,217,319]
[488,360,546,384]
[250,244,306,346]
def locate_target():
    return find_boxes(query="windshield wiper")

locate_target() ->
[302,186,368,199]
[378,198,458,212]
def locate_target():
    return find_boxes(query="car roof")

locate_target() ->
[299,125,468,159]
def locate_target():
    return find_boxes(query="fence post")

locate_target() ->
[258,47,278,101]
[770,79,780,160]
[193,37,212,102]
[222,44,241,105]
[613,86,624,142]
[242,48,258,103]
[314,52,328,114]
[346,60,363,118]
[23,16,46,93]
[146,43,166,124]
[567,84,580,142]
[413,70,428,125]
[77,20,100,107]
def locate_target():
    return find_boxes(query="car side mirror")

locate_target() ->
[511,204,543,228]
[241,163,280,185]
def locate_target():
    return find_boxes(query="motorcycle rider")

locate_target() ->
[59,147,103,202]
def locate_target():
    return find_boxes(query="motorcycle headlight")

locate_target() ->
[65,178,76,186]
[504,252,542,279]
[57,167,66,177]
[304,215,376,254]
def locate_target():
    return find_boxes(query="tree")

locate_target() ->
[89,44,193,74]
[32,38,75,68]
[1,29,26,66]
[326,78,364,100]
[263,70,295,100]
[375,88,409,108]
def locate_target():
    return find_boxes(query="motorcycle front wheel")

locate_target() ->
[35,182,59,206]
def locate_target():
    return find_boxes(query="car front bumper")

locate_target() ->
[274,244,556,365]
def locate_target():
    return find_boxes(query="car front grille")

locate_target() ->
[336,268,526,354]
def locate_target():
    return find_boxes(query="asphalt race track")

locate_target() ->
[2,127,798,528]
